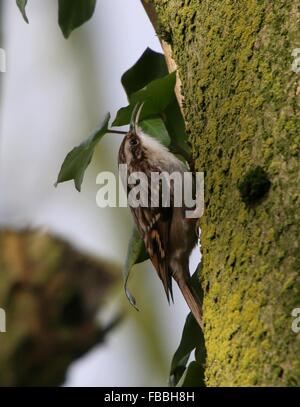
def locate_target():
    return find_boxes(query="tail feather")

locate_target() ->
[177,280,203,330]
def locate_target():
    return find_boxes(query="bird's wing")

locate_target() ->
[131,205,173,302]
[129,175,174,302]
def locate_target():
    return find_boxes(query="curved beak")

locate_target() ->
[129,102,144,134]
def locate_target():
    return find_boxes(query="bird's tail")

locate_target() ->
[177,279,203,330]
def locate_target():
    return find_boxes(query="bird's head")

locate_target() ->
[118,102,177,172]
[118,101,187,181]
[118,103,145,167]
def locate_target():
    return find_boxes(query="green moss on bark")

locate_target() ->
[154,0,300,386]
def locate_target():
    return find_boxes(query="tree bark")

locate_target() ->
[151,0,300,386]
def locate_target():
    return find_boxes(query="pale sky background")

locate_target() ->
[0,0,200,386]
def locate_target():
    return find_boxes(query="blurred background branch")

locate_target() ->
[0,228,120,385]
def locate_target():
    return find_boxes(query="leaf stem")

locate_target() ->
[108,129,127,135]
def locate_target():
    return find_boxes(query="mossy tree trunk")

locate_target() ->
[153,0,300,386]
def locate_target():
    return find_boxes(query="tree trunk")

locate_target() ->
[152,0,300,386]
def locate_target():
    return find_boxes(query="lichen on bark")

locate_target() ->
[154,0,300,386]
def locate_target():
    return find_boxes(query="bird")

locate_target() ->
[118,103,203,329]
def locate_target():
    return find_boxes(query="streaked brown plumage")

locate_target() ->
[118,104,203,329]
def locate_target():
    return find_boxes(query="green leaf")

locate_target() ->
[176,361,204,387]
[58,0,97,38]
[121,48,168,98]
[16,0,29,23]
[112,72,177,127]
[140,118,170,147]
[164,99,191,160]
[55,113,110,191]
[169,312,203,386]
[123,227,149,308]
[114,47,191,160]
[190,262,204,303]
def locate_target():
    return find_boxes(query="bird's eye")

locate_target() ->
[129,138,138,146]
